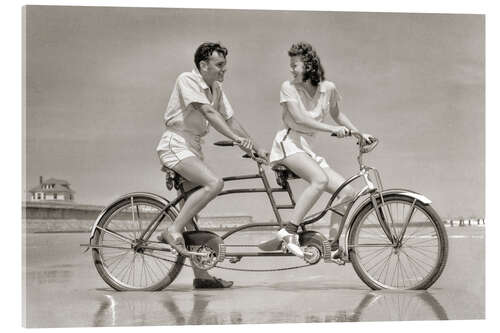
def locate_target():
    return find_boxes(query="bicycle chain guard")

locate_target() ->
[299,231,335,264]
[183,231,225,270]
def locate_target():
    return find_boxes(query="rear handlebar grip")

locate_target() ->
[213,140,235,147]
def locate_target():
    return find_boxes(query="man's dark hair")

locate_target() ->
[288,42,325,86]
[194,42,228,70]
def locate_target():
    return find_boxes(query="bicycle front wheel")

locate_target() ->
[91,194,184,291]
[348,194,448,290]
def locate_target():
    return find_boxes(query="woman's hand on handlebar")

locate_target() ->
[347,131,376,145]
[330,126,350,138]
[360,133,376,145]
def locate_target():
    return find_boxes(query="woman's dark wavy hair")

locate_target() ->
[194,42,228,70]
[288,42,325,86]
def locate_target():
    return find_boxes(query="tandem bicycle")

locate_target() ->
[83,131,448,291]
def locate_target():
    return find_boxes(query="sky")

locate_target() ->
[23,6,484,220]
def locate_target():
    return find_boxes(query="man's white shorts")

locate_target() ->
[157,130,203,169]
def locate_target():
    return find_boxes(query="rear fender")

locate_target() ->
[89,192,180,242]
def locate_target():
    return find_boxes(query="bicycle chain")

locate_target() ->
[144,251,316,272]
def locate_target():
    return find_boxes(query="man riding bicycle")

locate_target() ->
[156,42,268,288]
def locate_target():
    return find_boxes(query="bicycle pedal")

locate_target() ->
[229,256,242,264]
[280,242,288,253]
[331,257,346,265]
[331,248,346,265]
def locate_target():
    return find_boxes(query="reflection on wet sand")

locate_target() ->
[92,290,447,326]
[92,292,244,326]
[332,291,448,322]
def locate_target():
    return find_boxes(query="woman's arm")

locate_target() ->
[329,103,359,132]
[329,103,375,143]
[287,101,347,135]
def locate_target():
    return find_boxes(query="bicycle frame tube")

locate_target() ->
[138,195,187,241]
[302,172,366,226]
[140,160,394,255]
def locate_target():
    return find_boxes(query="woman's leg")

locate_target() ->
[282,153,329,226]
[322,167,356,202]
[322,167,356,242]
[276,153,328,257]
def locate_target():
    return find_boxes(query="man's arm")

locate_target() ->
[226,117,265,154]
[193,103,252,149]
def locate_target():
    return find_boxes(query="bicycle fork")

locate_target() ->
[364,169,398,245]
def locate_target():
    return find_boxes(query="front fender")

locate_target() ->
[89,192,179,242]
[343,189,433,258]
[353,188,432,216]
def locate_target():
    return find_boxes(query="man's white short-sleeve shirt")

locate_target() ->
[162,68,234,137]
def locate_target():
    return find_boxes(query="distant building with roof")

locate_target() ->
[28,176,75,202]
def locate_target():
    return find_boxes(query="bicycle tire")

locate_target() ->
[348,194,448,290]
[91,194,184,291]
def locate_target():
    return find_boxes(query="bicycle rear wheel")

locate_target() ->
[91,194,184,291]
[348,194,448,290]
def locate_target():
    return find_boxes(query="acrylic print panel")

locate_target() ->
[22,5,484,328]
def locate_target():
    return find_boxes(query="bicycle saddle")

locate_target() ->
[160,165,184,190]
[272,164,300,187]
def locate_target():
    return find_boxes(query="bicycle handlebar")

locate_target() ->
[213,140,268,164]
[214,129,379,164]
[331,130,379,154]
[213,140,236,147]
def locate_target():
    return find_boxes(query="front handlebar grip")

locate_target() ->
[330,129,352,137]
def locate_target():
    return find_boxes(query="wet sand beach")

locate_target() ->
[23,226,484,327]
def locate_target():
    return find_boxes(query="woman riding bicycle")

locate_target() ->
[269,42,375,257]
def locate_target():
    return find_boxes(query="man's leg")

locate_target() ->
[179,180,232,287]
[168,157,232,288]
[164,156,223,237]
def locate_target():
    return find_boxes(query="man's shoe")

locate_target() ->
[193,277,234,289]
[277,228,304,258]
